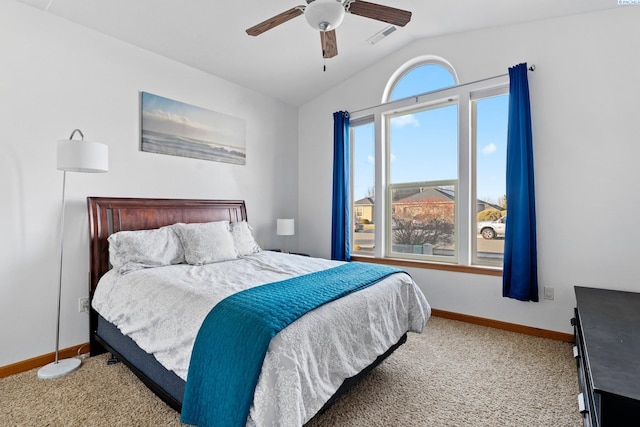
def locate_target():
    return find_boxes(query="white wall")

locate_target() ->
[0,1,298,367]
[298,7,640,334]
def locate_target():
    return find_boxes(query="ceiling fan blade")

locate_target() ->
[246,7,304,36]
[321,30,338,58]
[348,0,412,27]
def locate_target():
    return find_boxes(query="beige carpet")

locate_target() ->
[1,317,581,426]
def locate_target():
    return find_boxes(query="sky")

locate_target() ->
[353,64,508,205]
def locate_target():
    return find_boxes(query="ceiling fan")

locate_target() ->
[246,0,412,59]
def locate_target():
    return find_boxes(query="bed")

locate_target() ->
[87,197,430,426]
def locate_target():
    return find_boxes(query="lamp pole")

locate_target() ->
[38,129,108,379]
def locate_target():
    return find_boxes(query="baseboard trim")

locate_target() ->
[431,308,574,343]
[1,311,573,378]
[0,343,90,379]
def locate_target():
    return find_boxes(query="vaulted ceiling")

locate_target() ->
[18,0,617,106]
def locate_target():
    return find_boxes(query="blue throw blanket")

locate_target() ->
[180,262,402,427]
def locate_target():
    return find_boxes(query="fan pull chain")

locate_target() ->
[322,35,327,72]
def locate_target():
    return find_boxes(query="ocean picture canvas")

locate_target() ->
[140,92,246,165]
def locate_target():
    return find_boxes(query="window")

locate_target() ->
[351,58,508,269]
[388,62,456,101]
[473,93,509,265]
[388,101,458,262]
[351,119,375,255]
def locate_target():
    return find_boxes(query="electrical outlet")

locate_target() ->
[78,297,90,313]
[543,286,554,300]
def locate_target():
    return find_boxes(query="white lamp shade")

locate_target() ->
[57,139,108,173]
[277,219,295,236]
[305,0,345,31]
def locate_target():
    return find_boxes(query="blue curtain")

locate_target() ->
[331,111,351,261]
[503,63,538,302]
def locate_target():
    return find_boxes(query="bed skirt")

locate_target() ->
[96,315,185,410]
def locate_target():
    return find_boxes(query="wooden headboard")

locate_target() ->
[87,197,247,350]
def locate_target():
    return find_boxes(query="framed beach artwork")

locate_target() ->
[140,92,246,165]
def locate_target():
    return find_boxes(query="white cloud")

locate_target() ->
[391,114,419,128]
[481,143,497,155]
[145,109,211,130]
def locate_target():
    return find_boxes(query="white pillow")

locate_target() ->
[230,221,261,256]
[108,226,184,274]
[172,221,238,265]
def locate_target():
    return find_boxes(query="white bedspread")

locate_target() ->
[92,251,430,426]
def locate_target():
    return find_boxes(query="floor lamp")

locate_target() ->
[37,129,108,380]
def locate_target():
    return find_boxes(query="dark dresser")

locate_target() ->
[573,286,640,426]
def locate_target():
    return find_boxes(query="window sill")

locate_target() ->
[350,255,502,277]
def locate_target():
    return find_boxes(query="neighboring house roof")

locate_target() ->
[354,197,374,206]
[395,187,503,210]
[479,202,505,211]
[395,188,453,203]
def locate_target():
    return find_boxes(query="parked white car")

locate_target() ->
[477,216,506,239]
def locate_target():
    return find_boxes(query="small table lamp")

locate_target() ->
[38,129,108,380]
[276,218,295,253]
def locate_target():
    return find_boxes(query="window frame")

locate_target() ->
[382,57,459,103]
[349,116,376,254]
[385,97,460,264]
[470,86,510,267]
[349,60,508,272]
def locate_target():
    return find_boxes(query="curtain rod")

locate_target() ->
[349,64,535,116]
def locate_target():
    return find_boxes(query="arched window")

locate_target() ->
[384,59,458,102]
[351,56,510,268]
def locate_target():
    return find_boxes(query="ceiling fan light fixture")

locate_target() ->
[305,0,345,32]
